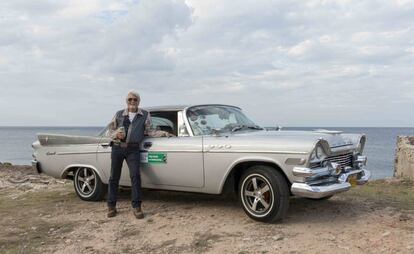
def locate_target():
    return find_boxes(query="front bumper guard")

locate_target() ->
[291,166,371,199]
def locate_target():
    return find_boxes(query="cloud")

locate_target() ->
[0,0,413,126]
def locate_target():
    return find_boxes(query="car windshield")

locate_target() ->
[186,105,262,136]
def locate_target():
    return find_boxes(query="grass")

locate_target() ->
[343,178,414,210]
[0,186,76,254]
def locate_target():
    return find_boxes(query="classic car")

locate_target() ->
[32,104,370,222]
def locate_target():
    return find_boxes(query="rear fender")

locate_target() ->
[61,164,107,184]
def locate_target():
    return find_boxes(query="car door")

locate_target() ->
[96,125,151,186]
[140,111,204,188]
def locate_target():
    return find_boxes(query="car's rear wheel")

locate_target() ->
[74,167,105,201]
[239,165,290,222]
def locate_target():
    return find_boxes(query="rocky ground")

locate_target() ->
[1,165,414,254]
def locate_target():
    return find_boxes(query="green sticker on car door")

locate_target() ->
[141,152,167,164]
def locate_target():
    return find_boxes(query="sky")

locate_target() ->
[0,0,413,127]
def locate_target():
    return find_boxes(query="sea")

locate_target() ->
[0,126,413,179]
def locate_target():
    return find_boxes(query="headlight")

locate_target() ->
[310,144,327,163]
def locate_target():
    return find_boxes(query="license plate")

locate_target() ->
[348,174,357,186]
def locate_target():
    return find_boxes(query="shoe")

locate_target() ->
[133,207,144,219]
[107,207,117,218]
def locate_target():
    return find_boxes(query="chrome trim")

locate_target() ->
[60,164,105,181]
[330,144,353,149]
[177,111,190,137]
[291,182,351,199]
[182,107,195,137]
[356,155,367,165]
[356,168,370,185]
[204,150,308,155]
[57,151,97,155]
[311,152,354,170]
[95,150,202,154]
[337,169,363,183]
[291,164,371,199]
[143,150,201,153]
[293,166,332,178]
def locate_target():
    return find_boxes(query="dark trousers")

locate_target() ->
[107,146,142,208]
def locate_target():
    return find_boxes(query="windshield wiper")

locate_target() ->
[231,125,263,132]
[247,125,263,130]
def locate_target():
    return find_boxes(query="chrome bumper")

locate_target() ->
[291,163,371,199]
[291,182,352,199]
[31,159,41,174]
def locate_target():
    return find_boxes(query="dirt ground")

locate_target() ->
[1,165,414,254]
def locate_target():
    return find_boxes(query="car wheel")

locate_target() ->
[74,167,105,201]
[239,165,290,222]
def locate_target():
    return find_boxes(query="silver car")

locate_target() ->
[32,104,370,222]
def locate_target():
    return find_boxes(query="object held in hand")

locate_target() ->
[117,127,126,139]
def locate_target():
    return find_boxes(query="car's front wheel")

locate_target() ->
[239,165,290,222]
[74,167,105,201]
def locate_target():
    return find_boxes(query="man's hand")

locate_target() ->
[166,132,175,137]
[116,131,125,140]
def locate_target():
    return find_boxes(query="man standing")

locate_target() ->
[107,90,164,219]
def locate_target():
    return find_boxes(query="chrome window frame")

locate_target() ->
[178,110,193,137]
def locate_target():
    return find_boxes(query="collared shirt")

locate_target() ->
[109,108,152,143]
[120,108,152,135]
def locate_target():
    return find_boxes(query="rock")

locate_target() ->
[399,213,410,222]
[382,231,391,237]
[328,236,336,241]
[272,235,284,241]
[337,245,350,250]
[394,136,414,180]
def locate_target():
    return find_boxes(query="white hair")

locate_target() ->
[126,90,140,102]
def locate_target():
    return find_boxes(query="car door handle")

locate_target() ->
[100,143,110,148]
[143,142,152,149]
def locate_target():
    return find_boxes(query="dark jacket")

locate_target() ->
[109,108,151,144]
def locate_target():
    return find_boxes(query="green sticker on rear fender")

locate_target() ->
[147,152,167,163]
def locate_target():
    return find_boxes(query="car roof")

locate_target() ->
[144,104,241,112]
[143,105,190,112]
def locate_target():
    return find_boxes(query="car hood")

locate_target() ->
[212,129,365,155]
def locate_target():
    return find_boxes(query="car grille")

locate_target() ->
[310,153,354,169]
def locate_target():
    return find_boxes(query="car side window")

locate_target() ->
[150,111,178,136]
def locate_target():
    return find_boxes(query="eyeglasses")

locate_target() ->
[128,98,138,102]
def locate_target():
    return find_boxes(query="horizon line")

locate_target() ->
[1,125,414,128]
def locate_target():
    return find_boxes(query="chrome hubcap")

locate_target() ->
[243,176,273,215]
[76,168,96,196]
